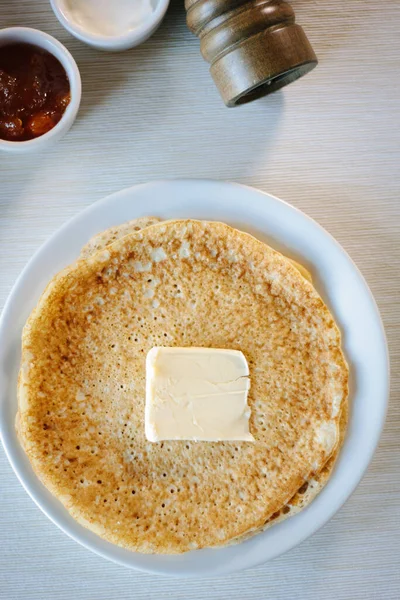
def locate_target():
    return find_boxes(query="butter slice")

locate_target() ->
[145,347,254,442]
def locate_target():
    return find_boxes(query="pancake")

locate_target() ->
[17,219,348,553]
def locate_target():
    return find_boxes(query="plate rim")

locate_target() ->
[0,179,390,577]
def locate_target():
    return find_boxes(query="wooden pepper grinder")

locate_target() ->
[185,0,317,107]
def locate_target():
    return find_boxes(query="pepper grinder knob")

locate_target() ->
[185,0,318,107]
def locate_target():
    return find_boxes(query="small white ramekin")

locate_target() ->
[49,0,170,52]
[0,27,81,153]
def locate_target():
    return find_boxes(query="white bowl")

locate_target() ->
[0,27,81,153]
[49,0,170,51]
[0,181,389,576]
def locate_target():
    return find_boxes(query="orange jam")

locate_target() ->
[0,43,70,142]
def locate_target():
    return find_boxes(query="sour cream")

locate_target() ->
[62,0,155,37]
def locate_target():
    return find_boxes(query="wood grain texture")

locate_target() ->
[0,1,399,598]
[185,0,318,106]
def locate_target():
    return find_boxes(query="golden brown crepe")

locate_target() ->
[17,219,348,553]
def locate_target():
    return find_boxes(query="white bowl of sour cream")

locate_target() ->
[50,0,170,51]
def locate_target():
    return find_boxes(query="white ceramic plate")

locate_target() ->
[0,180,389,577]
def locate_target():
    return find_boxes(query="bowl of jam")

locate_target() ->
[0,28,81,152]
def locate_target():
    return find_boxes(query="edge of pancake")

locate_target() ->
[224,398,349,547]
[80,217,161,259]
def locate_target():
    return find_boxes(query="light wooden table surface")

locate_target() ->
[1,1,399,599]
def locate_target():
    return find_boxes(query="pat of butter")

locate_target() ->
[145,347,254,442]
